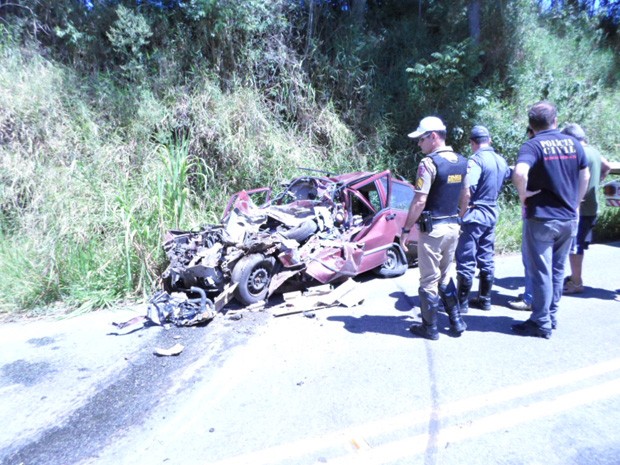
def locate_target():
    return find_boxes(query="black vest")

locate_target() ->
[425,150,467,218]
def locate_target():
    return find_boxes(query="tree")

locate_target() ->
[468,0,481,43]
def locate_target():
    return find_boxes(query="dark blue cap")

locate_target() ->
[470,125,490,139]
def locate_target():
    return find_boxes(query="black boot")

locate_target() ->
[437,283,447,313]
[410,288,439,340]
[439,279,467,334]
[456,274,473,314]
[470,271,494,311]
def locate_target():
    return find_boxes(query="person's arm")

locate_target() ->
[459,185,470,218]
[512,162,528,204]
[512,162,541,205]
[459,158,477,217]
[400,192,427,252]
[578,166,590,203]
[601,157,611,182]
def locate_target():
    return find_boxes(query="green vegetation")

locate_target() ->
[0,0,619,314]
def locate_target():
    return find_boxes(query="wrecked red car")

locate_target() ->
[160,170,418,309]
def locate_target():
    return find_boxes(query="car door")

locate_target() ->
[345,171,402,273]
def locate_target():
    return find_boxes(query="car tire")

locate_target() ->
[231,253,276,306]
[280,219,318,242]
[161,273,174,293]
[374,243,408,278]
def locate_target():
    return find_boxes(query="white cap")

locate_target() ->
[408,116,446,138]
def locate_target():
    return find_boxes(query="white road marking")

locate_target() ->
[203,357,620,465]
[327,377,620,465]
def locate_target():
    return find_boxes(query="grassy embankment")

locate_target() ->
[0,41,368,314]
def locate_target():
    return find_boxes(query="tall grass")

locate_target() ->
[0,38,365,314]
[157,138,191,230]
[495,201,524,256]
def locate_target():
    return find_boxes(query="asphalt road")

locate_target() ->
[1,242,620,465]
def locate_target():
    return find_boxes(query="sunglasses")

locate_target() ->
[419,132,433,142]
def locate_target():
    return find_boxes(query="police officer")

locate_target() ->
[455,125,510,312]
[401,116,467,340]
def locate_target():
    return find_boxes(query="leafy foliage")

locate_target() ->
[106,5,152,80]
[1,0,619,313]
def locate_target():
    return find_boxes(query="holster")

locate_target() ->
[418,211,433,233]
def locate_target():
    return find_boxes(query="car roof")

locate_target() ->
[327,171,382,184]
[329,171,413,188]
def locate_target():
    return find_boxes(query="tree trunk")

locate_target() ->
[304,0,316,60]
[468,0,481,44]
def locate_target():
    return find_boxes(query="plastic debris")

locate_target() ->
[153,343,185,357]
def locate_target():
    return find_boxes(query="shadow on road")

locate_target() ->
[327,314,414,338]
[326,278,619,339]
[560,286,619,302]
[327,312,519,338]
[389,291,417,312]
[494,275,526,292]
[459,314,516,335]
[491,290,525,307]
[493,277,619,303]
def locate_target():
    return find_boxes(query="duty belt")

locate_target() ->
[432,215,460,225]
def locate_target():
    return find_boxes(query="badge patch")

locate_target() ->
[417,163,427,178]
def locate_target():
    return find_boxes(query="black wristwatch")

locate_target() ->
[402,228,411,234]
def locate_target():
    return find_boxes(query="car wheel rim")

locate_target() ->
[385,249,397,269]
[248,267,270,294]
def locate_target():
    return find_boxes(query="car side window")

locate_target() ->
[368,190,381,211]
[356,182,383,211]
[385,181,413,211]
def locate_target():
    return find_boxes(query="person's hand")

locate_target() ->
[400,231,410,252]
[520,189,541,204]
